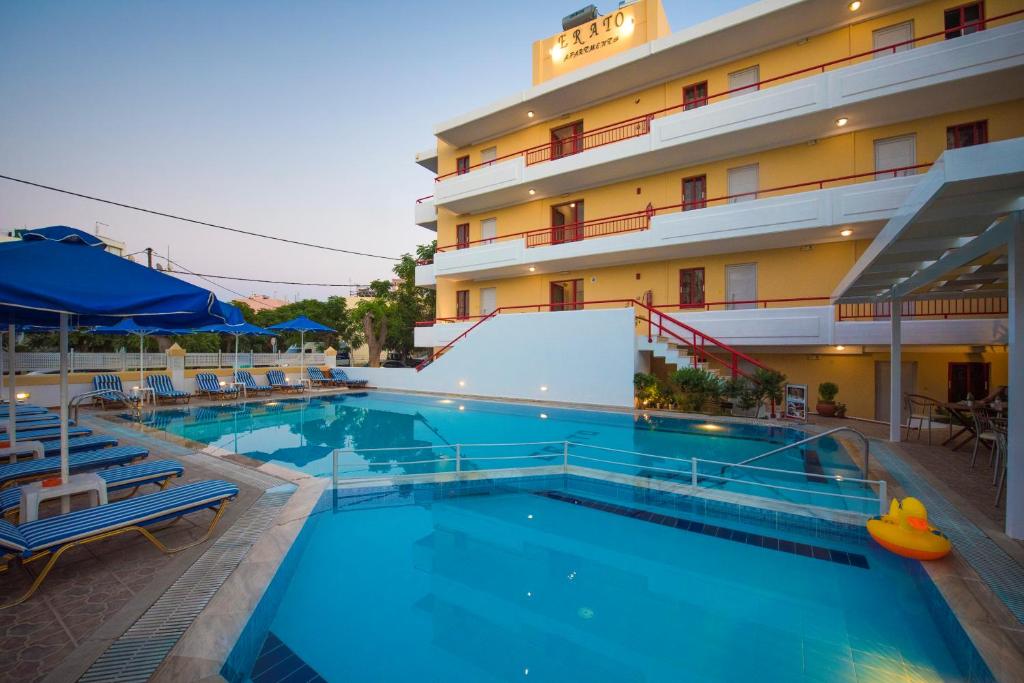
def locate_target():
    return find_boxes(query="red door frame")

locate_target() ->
[947,361,990,402]
[550,279,584,311]
[946,120,988,149]
[944,2,985,39]
[455,223,470,250]
[682,81,708,110]
[550,120,584,159]
[455,290,470,319]
[550,200,584,244]
[679,268,706,309]
[681,175,707,210]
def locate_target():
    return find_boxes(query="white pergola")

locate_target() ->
[833,138,1024,538]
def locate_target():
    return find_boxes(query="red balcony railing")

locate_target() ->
[416,194,434,204]
[431,11,1021,183]
[428,162,931,256]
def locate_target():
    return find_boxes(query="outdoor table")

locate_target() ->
[20,472,108,522]
[229,381,247,399]
[941,401,976,448]
[131,386,155,405]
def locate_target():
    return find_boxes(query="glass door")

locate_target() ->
[550,279,584,312]
[550,200,584,244]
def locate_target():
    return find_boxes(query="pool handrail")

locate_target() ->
[731,426,870,479]
[330,439,887,516]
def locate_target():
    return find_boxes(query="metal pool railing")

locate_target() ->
[329,440,887,515]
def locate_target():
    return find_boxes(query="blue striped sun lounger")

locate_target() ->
[0,446,148,489]
[2,413,62,427]
[0,479,238,607]
[0,426,92,442]
[235,371,273,395]
[329,368,369,388]
[0,405,48,417]
[92,375,128,408]
[267,370,304,393]
[306,366,338,387]
[146,375,192,404]
[40,435,118,457]
[0,459,184,520]
[195,373,238,399]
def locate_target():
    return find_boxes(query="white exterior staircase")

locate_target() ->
[637,335,716,374]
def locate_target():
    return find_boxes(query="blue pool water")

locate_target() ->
[136,392,877,513]
[223,477,985,682]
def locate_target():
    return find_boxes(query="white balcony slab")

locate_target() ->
[415,147,438,173]
[414,199,437,231]
[669,306,834,346]
[415,263,436,288]
[433,23,1024,215]
[414,321,472,348]
[430,175,919,282]
[835,318,1008,346]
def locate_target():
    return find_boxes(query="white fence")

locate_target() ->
[11,351,327,372]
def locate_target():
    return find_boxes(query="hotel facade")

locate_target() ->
[411,0,1023,424]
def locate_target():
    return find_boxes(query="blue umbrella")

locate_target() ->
[92,319,186,390]
[267,316,336,378]
[0,226,236,488]
[196,321,276,377]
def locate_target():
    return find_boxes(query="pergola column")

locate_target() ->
[1006,212,1023,539]
[889,297,902,443]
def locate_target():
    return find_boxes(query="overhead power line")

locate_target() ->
[148,252,376,288]
[0,173,400,260]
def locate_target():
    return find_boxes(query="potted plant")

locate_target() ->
[724,376,759,417]
[817,382,839,417]
[834,401,847,418]
[752,368,787,418]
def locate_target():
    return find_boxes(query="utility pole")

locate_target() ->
[146,247,153,268]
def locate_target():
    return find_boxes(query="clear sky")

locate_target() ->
[1,0,751,303]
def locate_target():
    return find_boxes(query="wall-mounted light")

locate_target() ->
[619,15,636,37]
[15,392,30,401]
[848,1,862,11]
[549,43,565,61]
[219,381,226,387]
[840,228,853,237]
[568,202,576,208]
[835,117,849,127]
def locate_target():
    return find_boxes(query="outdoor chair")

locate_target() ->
[0,405,48,417]
[195,373,238,399]
[1,459,183,522]
[267,370,304,393]
[306,366,337,387]
[0,445,148,489]
[329,368,368,388]
[902,394,942,444]
[992,418,1008,508]
[146,375,191,404]
[91,374,129,409]
[0,425,92,442]
[1,413,62,428]
[40,435,119,458]
[969,405,1000,472]
[0,479,238,608]
[235,371,274,395]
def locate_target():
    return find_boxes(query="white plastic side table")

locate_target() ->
[20,472,109,522]
[229,381,247,399]
[131,386,156,405]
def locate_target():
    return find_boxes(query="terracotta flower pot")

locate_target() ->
[816,401,836,417]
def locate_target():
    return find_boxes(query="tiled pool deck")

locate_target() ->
[1,393,1022,681]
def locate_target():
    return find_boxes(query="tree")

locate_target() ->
[352,299,390,367]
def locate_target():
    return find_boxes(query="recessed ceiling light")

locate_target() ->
[528,189,536,195]
[528,266,536,272]
[835,345,846,351]
[848,1,862,11]
[527,111,535,118]
[458,380,465,387]
[540,386,548,391]
[835,117,849,127]
[840,228,853,237]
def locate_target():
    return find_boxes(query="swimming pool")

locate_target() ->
[135,392,879,513]
[222,476,988,682]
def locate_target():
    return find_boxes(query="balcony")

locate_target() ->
[415,147,438,173]
[414,195,437,231]
[416,169,923,286]
[432,16,1024,216]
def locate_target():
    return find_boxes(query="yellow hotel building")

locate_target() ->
[412,0,1023,421]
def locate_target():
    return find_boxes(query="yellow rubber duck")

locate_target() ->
[866,497,951,561]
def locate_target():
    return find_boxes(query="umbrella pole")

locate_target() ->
[300,330,305,382]
[140,332,145,389]
[6,323,15,445]
[234,334,239,380]
[59,313,70,508]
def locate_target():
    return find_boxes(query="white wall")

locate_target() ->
[348,308,636,407]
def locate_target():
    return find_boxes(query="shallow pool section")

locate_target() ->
[223,477,990,683]
[135,392,878,512]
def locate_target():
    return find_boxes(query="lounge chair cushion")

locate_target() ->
[0,479,239,555]
[0,459,184,515]
[0,426,92,441]
[0,446,147,488]
[146,375,190,398]
[43,435,118,457]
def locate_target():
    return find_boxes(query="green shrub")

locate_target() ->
[723,376,759,411]
[671,367,725,412]
[818,381,839,402]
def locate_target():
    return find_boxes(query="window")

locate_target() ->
[874,135,917,178]
[725,263,757,310]
[947,120,988,149]
[480,146,497,164]
[945,2,984,39]
[679,268,705,308]
[727,66,759,98]
[550,200,584,244]
[479,287,497,315]
[456,223,470,250]
[550,121,584,159]
[872,21,914,57]
[682,81,708,110]
[550,279,584,311]
[455,290,470,319]
[682,175,707,210]
[727,164,758,203]
[456,155,470,175]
